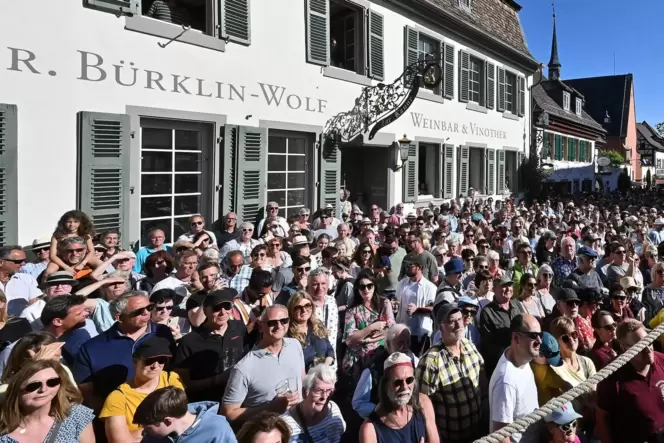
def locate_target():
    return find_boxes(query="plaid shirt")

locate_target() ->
[416,338,484,441]
[229,264,275,293]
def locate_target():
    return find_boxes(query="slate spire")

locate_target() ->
[548,3,561,81]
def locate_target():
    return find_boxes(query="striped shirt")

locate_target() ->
[146,0,191,25]
[282,401,346,443]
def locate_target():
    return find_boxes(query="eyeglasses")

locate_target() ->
[296,266,311,273]
[242,229,254,233]
[125,304,155,318]
[520,250,533,255]
[358,283,374,291]
[600,323,617,332]
[541,273,553,279]
[269,242,281,248]
[615,250,626,254]
[252,253,266,258]
[191,221,203,226]
[265,317,290,328]
[558,420,577,433]
[144,356,169,366]
[155,305,173,312]
[561,331,579,344]
[517,331,543,341]
[226,217,237,221]
[566,300,580,307]
[212,301,233,312]
[611,295,627,301]
[24,377,61,393]
[461,309,477,317]
[393,376,415,388]
[361,250,372,254]
[66,248,85,254]
[294,303,313,314]
[477,265,489,270]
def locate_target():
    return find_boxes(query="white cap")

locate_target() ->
[384,352,413,371]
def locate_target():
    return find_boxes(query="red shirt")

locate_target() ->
[574,315,594,354]
[589,341,617,371]
[597,351,664,443]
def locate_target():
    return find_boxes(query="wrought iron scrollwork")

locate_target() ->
[322,58,443,143]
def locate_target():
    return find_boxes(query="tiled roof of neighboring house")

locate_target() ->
[415,0,532,58]
[637,121,664,151]
[564,74,633,138]
[532,80,606,133]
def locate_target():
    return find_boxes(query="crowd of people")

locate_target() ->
[0,188,663,442]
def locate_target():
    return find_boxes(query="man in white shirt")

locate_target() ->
[0,246,42,316]
[395,255,436,355]
[21,271,76,329]
[488,314,542,443]
[177,214,218,245]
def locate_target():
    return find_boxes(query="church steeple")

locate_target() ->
[548,3,561,81]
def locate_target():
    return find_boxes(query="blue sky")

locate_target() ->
[519,0,664,125]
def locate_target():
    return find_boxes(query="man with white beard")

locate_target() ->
[359,352,439,443]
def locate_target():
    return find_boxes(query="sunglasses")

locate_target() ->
[268,206,279,210]
[242,228,254,232]
[35,247,50,253]
[541,273,553,278]
[296,266,311,273]
[212,301,233,312]
[600,323,617,332]
[566,300,580,307]
[561,331,579,344]
[191,221,203,226]
[361,250,372,254]
[144,356,169,366]
[558,420,577,433]
[461,309,477,317]
[126,304,155,317]
[517,331,543,341]
[358,283,374,291]
[526,282,537,288]
[252,253,266,258]
[520,250,533,255]
[611,295,627,301]
[266,317,290,328]
[4,258,26,264]
[393,376,415,388]
[155,305,173,312]
[615,250,626,254]
[294,303,313,313]
[24,377,61,393]
[66,248,85,254]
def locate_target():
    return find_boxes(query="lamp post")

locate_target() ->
[395,134,411,170]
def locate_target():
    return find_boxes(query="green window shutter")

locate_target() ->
[458,50,470,103]
[516,152,525,192]
[221,125,238,216]
[435,144,443,198]
[542,132,549,159]
[402,143,418,203]
[84,0,137,16]
[497,150,506,194]
[368,10,385,81]
[487,149,495,195]
[555,134,562,160]
[443,144,454,199]
[319,137,341,213]
[236,126,267,224]
[457,145,469,197]
[306,0,329,66]
[77,112,131,238]
[568,138,576,161]
[0,104,18,245]
[518,76,526,117]
[404,26,419,84]
[220,0,251,45]
[497,67,506,112]
[485,61,495,109]
[579,141,584,162]
[443,43,455,99]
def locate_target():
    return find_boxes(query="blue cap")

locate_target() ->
[458,296,479,308]
[540,332,562,367]
[544,402,582,425]
[577,246,598,258]
[444,257,464,274]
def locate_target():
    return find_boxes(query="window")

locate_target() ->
[459,0,471,10]
[468,56,483,104]
[417,34,440,92]
[468,147,485,192]
[542,132,551,159]
[86,0,250,50]
[267,132,312,219]
[576,98,582,116]
[563,92,571,111]
[139,120,214,244]
[330,0,364,75]
[418,143,445,199]
[504,71,516,113]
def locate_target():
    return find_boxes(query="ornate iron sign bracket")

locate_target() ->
[322,58,443,143]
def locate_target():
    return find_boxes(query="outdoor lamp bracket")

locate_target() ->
[393,135,411,171]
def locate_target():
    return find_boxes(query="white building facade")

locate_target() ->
[0,0,538,246]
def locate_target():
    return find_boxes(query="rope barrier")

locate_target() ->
[472,322,664,443]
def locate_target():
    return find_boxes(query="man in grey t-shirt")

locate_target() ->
[605,243,634,285]
[221,305,304,425]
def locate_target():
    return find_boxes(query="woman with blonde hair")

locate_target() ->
[0,359,94,442]
[286,291,334,371]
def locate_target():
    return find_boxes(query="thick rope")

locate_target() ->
[473,322,664,443]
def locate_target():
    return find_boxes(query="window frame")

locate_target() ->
[504,71,516,114]
[563,91,571,112]
[468,55,484,105]
[575,97,582,116]
[329,0,366,76]
[416,33,441,94]
[458,0,471,12]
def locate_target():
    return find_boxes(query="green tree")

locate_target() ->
[618,168,631,192]
[521,151,546,203]
[656,122,664,136]
[646,169,653,189]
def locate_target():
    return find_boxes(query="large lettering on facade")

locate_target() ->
[410,112,508,140]
[5,47,328,114]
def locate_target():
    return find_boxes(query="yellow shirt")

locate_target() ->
[649,309,664,345]
[99,371,183,433]
[531,362,569,406]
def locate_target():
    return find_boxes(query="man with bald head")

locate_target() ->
[489,314,542,443]
[222,304,305,426]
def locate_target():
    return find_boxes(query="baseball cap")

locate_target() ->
[384,352,413,370]
[544,402,582,425]
[444,257,464,275]
[405,254,426,268]
[578,287,602,304]
[457,296,479,308]
[577,246,598,259]
[434,303,461,325]
[203,289,237,308]
[539,332,562,367]
[493,274,514,288]
[132,337,172,359]
[620,276,641,291]
[556,287,580,303]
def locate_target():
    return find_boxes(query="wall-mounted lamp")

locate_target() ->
[394,134,411,171]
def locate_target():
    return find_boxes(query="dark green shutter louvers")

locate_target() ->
[518,76,525,116]
[319,137,341,214]
[497,150,505,194]
[404,26,419,85]
[443,43,454,99]
[220,0,251,44]
[222,125,238,216]
[486,61,495,109]
[458,145,469,196]
[443,144,454,199]
[77,112,131,239]
[487,149,495,195]
[236,126,267,224]
[85,0,137,16]
[459,50,470,103]
[402,143,418,203]
[0,104,18,246]
[368,11,385,81]
[497,67,506,112]
[306,0,330,66]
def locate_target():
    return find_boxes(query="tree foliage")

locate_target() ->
[656,122,664,136]
[521,150,546,203]
[618,167,631,192]
[646,169,653,189]
[603,150,626,167]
